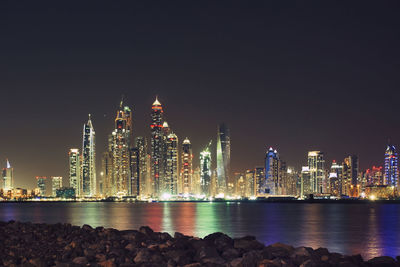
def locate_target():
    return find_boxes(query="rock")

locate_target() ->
[230,257,244,267]
[367,256,397,266]
[204,232,234,251]
[82,224,93,231]
[221,248,240,260]
[234,236,264,251]
[196,246,219,260]
[134,248,152,263]
[139,226,154,237]
[164,249,192,266]
[72,256,88,265]
[201,256,226,265]
[124,243,136,252]
[242,250,262,266]
[28,258,47,267]
[98,259,117,267]
[182,263,202,267]
[258,259,283,267]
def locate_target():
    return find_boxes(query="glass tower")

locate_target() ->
[216,123,230,195]
[384,144,399,188]
[81,114,96,197]
[68,149,80,196]
[2,159,13,191]
[150,97,164,197]
[200,142,212,197]
[308,151,325,194]
[164,133,178,195]
[181,138,193,195]
[264,147,280,195]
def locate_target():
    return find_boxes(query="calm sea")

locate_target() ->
[0,202,399,259]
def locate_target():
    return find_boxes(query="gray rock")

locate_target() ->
[367,256,397,266]
[72,256,88,265]
[134,248,152,263]
[139,226,154,237]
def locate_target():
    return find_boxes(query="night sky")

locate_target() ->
[2,1,400,188]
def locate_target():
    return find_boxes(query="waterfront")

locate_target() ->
[0,202,399,260]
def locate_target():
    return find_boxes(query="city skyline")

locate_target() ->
[2,1,400,188]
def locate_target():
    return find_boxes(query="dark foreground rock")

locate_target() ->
[0,221,399,267]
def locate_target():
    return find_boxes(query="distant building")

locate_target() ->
[264,148,280,195]
[245,169,255,197]
[135,137,148,197]
[329,160,343,196]
[81,114,96,196]
[68,149,80,196]
[129,148,139,196]
[36,176,47,196]
[365,166,383,186]
[56,187,76,198]
[308,151,325,194]
[164,133,178,195]
[200,142,212,197]
[254,167,265,196]
[51,177,63,197]
[342,155,359,196]
[150,97,164,197]
[384,144,399,189]
[216,123,230,195]
[234,173,246,197]
[2,159,13,191]
[181,138,193,195]
[301,166,312,197]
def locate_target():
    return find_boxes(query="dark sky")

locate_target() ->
[2,1,400,188]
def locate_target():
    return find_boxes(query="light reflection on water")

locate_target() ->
[0,202,399,259]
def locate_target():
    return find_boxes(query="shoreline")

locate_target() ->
[0,221,398,267]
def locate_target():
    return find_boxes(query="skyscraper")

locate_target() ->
[329,160,343,196]
[81,114,96,197]
[254,167,265,196]
[129,148,139,196]
[342,155,359,196]
[245,169,255,197]
[200,142,212,197]
[301,166,311,197]
[68,149,80,196]
[150,97,164,197]
[36,176,47,196]
[2,160,13,191]
[51,176,62,197]
[181,138,193,195]
[384,144,399,188]
[161,121,171,193]
[264,147,280,195]
[135,136,148,197]
[216,123,230,195]
[110,101,132,196]
[308,151,325,194]
[164,133,178,195]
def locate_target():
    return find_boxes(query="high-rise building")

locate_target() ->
[110,101,132,196]
[200,142,212,197]
[161,121,171,193]
[150,97,164,197]
[245,169,255,197]
[254,167,265,196]
[264,147,280,195]
[216,123,230,194]
[308,151,325,194]
[181,138,193,195]
[384,144,399,189]
[68,149,80,196]
[329,160,343,196]
[81,114,96,197]
[51,176,62,197]
[129,148,139,196]
[36,176,47,196]
[301,166,311,197]
[234,173,246,197]
[101,148,113,197]
[2,160,13,191]
[135,137,148,197]
[283,167,298,195]
[365,166,383,186]
[342,155,359,196]
[192,167,201,195]
[164,133,178,195]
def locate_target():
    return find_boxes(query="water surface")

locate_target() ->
[0,202,399,259]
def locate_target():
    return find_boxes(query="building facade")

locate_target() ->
[51,177,63,197]
[2,160,13,191]
[200,142,212,197]
[181,138,193,195]
[68,149,80,196]
[150,97,164,197]
[216,123,230,195]
[308,151,325,194]
[384,144,399,189]
[81,115,96,196]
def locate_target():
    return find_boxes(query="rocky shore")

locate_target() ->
[0,221,399,267]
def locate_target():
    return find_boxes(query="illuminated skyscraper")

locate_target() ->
[129,148,139,196]
[36,176,47,196]
[200,142,212,197]
[51,176,62,197]
[254,167,266,196]
[384,144,399,188]
[110,101,132,196]
[342,155,359,196]
[135,136,148,197]
[365,166,383,186]
[234,173,246,197]
[329,160,343,196]
[81,114,96,197]
[264,147,280,195]
[2,160,13,191]
[161,121,171,192]
[150,97,164,197]
[216,123,230,194]
[101,146,113,197]
[245,169,255,197]
[164,133,178,195]
[181,138,193,195]
[68,149,80,196]
[308,151,325,194]
[301,166,311,197]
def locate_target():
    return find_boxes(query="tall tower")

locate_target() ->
[164,133,178,195]
[68,149,80,196]
[181,138,193,195]
[82,114,96,197]
[135,136,148,197]
[110,100,132,196]
[216,123,230,195]
[308,151,325,194]
[342,155,359,196]
[384,144,399,188]
[264,147,280,195]
[130,148,139,196]
[150,96,164,197]
[200,142,212,197]
[2,160,13,191]
[51,177,62,197]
